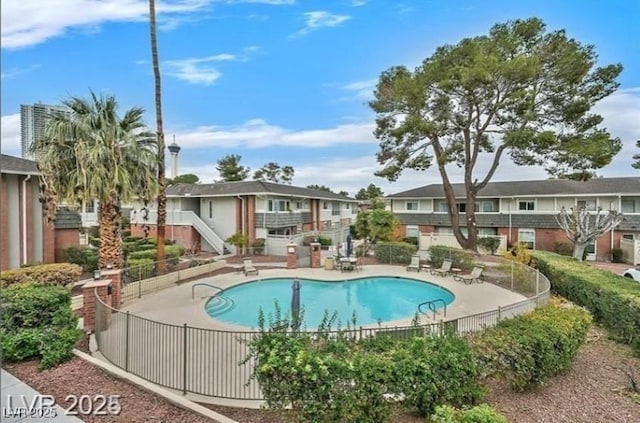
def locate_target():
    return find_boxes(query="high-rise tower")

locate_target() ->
[168,136,181,179]
[20,103,71,159]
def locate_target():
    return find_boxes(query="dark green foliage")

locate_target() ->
[473,305,591,391]
[476,237,501,255]
[533,251,640,355]
[428,245,475,271]
[128,245,184,260]
[402,236,419,246]
[247,328,484,422]
[1,263,82,288]
[611,248,624,263]
[430,404,508,423]
[553,241,573,256]
[252,238,266,255]
[217,154,250,182]
[252,162,294,184]
[374,241,417,264]
[0,284,81,369]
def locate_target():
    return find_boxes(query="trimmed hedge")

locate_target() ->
[532,251,640,355]
[0,263,82,288]
[127,245,185,260]
[472,305,591,391]
[428,245,475,271]
[0,284,82,369]
[374,241,417,265]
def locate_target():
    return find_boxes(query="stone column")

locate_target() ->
[100,269,122,309]
[82,279,112,332]
[310,242,321,268]
[287,243,298,269]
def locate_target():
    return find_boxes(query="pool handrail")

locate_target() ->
[418,298,448,320]
[192,283,225,299]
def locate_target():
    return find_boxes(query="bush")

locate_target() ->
[125,258,155,280]
[392,335,484,417]
[553,241,573,256]
[532,251,640,355]
[502,242,532,265]
[374,241,417,265]
[124,235,145,243]
[127,244,184,261]
[226,232,250,248]
[428,245,475,271]
[0,284,81,369]
[611,247,624,263]
[1,263,82,288]
[477,237,501,255]
[473,305,591,391]
[252,238,266,255]
[63,246,88,267]
[430,404,507,423]
[402,236,419,246]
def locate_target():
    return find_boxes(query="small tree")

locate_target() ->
[253,162,294,184]
[217,154,250,182]
[354,200,399,254]
[168,173,200,184]
[556,207,623,261]
[633,140,640,169]
[355,184,384,200]
[226,232,250,255]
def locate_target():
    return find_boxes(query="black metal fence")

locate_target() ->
[94,258,551,401]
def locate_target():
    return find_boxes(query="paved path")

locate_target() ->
[1,369,83,422]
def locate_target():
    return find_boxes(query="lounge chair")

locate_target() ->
[243,257,258,276]
[454,266,484,284]
[430,259,453,277]
[407,255,420,272]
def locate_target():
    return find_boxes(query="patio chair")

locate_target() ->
[454,266,484,285]
[430,259,453,277]
[243,257,259,276]
[406,255,420,272]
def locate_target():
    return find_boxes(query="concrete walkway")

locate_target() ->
[1,369,83,422]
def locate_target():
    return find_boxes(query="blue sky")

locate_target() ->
[1,0,639,196]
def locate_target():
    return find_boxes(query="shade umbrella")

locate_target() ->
[291,277,301,331]
[346,233,353,257]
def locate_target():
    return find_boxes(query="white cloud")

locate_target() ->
[351,0,368,6]
[1,114,21,156]
[291,11,351,38]
[164,53,236,85]
[1,0,213,49]
[0,64,40,79]
[173,119,376,148]
[332,78,377,102]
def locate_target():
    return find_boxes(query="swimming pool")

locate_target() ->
[205,276,455,328]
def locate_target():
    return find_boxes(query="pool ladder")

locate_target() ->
[418,299,447,320]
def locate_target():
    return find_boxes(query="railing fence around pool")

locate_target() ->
[94,258,551,401]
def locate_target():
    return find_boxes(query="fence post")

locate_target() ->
[138,278,142,299]
[439,319,444,336]
[497,306,502,322]
[183,323,188,395]
[125,311,130,372]
[510,261,514,291]
[536,270,540,296]
[359,326,363,340]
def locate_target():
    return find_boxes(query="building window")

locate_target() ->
[621,200,636,213]
[456,203,466,213]
[296,201,303,209]
[406,201,419,211]
[323,201,329,210]
[437,201,448,212]
[478,227,497,236]
[84,199,95,213]
[209,201,213,219]
[406,225,419,238]
[476,201,495,213]
[518,200,535,211]
[577,199,597,211]
[518,229,535,249]
[332,203,340,216]
[268,200,290,212]
[623,233,634,240]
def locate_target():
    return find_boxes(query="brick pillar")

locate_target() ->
[310,242,321,268]
[100,269,122,309]
[287,243,298,269]
[82,279,112,332]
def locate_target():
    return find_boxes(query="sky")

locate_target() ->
[1,0,639,197]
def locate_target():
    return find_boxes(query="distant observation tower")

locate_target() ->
[168,136,181,179]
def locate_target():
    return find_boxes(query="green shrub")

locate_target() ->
[393,335,484,417]
[0,284,81,370]
[611,247,624,263]
[430,404,507,423]
[89,237,100,248]
[226,232,250,248]
[473,305,591,391]
[428,245,475,271]
[318,235,332,246]
[1,263,82,288]
[374,241,417,265]
[85,251,99,272]
[402,236,419,246]
[63,246,88,267]
[128,245,184,261]
[553,241,573,256]
[124,235,144,243]
[252,238,266,255]
[477,237,501,255]
[125,258,155,280]
[533,251,640,355]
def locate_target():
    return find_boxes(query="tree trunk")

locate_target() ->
[149,0,167,273]
[98,201,123,269]
[572,242,587,261]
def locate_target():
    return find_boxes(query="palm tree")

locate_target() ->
[149,0,167,272]
[31,92,158,269]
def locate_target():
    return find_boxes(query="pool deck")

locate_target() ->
[121,265,526,330]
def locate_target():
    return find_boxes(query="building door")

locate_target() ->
[585,240,596,261]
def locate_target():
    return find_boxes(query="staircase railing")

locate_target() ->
[418,299,448,320]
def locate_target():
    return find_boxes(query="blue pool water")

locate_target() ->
[205,276,455,328]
